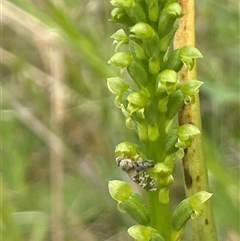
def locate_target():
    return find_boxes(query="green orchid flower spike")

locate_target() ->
[106,1,213,241]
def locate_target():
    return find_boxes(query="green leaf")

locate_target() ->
[128,60,148,86]
[172,198,193,231]
[129,40,146,60]
[162,49,183,72]
[143,33,161,58]
[172,191,213,232]
[165,129,178,154]
[159,20,179,52]
[165,90,184,121]
[128,2,146,22]
[122,193,150,225]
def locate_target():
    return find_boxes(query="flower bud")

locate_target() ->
[175,124,200,149]
[176,148,185,159]
[127,103,139,115]
[127,91,149,108]
[189,191,213,217]
[158,96,169,113]
[135,107,145,119]
[148,123,159,141]
[110,0,133,8]
[178,80,203,96]
[130,22,155,39]
[125,117,135,129]
[108,52,133,67]
[110,7,129,23]
[159,20,179,52]
[158,3,183,38]
[180,46,203,70]
[107,77,129,95]
[146,0,159,22]
[149,55,160,75]
[108,180,132,202]
[177,124,200,140]
[114,95,122,108]
[156,69,178,94]
[128,225,151,241]
[137,122,148,141]
[110,29,129,51]
[115,141,139,157]
[159,187,170,204]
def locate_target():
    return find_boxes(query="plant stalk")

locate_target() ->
[174,0,218,240]
[147,118,171,241]
[148,191,172,241]
[49,34,65,241]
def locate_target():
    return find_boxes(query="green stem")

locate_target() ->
[146,111,172,240]
[148,191,172,241]
[174,0,218,240]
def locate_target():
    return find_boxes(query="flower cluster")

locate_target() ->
[107,0,202,145]
[107,1,209,240]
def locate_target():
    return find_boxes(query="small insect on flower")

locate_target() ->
[116,156,157,191]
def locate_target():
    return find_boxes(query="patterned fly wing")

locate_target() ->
[116,157,157,191]
[128,169,157,191]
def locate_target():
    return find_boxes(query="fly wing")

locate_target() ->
[128,169,157,191]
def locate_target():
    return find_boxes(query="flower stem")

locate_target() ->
[148,191,171,241]
[146,118,171,240]
[174,0,218,240]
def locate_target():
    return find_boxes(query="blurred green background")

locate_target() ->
[2,0,239,240]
